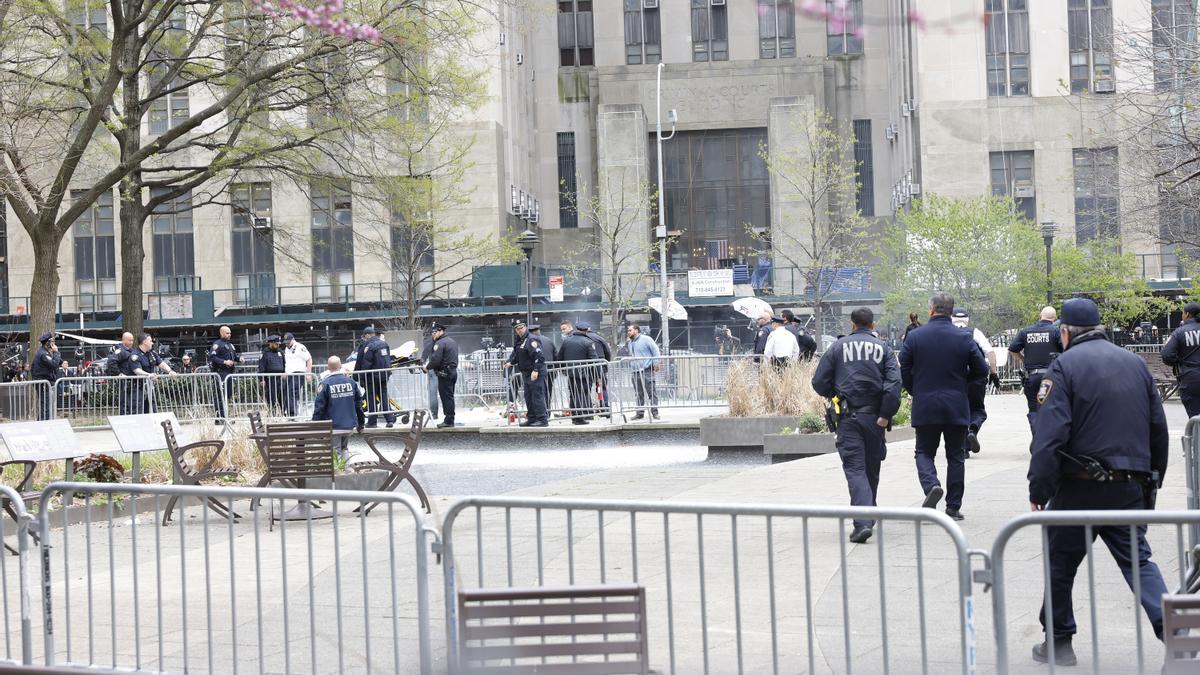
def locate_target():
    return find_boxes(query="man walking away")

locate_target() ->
[558,320,599,424]
[1161,301,1200,417]
[420,337,440,421]
[31,333,63,420]
[899,293,989,521]
[1028,298,1169,666]
[423,323,459,428]
[1009,306,1061,431]
[578,321,612,416]
[257,335,287,415]
[812,308,902,544]
[951,309,997,455]
[208,326,243,422]
[282,332,312,418]
[763,316,799,370]
[752,311,771,362]
[626,324,661,420]
[313,356,365,460]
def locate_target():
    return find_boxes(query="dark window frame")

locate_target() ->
[230,181,275,296]
[989,150,1037,221]
[557,132,579,229]
[853,120,875,217]
[758,0,796,59]
[624,0,661,65]
[1072,147,1120,244]
[558,0,594,67]
[71,189,116,311]
[691,0,729,63]
[310,179,355,302]
[151,188,196,291]
[1068,0,1114,94]
[827,0,864,56]
[985,0,1030,97]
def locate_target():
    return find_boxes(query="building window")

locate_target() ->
[68,0,107,35]
[827,0,863,56]
[557,132,579,229]
[306,40,349,125]
[1068,0,1114,94]
[558,1,594,67]
[650,129,770,271]
[853,120,874,217]
[310,180,354,303]
[985,0,1030,96]
[147,75,189,135]
[758,0,795,59]
[624,0,661,65]
[386,58,429,123]
[71,190,116,312]
[1153,0,1194,92]
[1073,148,1120,244]
[231,182,275,305]
[691,0,728,63]
[989,151,1036,221]
[151,189,195,292]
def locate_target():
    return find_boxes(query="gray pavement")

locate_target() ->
[2,393,1195,673]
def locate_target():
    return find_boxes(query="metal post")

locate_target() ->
[656,64,676,354]
[1040,222,1055,306]
[525,253,533,328]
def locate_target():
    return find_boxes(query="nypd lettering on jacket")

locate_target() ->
[842,340,885,364]
[325,381,357,398]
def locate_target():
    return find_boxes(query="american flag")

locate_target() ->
[704,239,728,269]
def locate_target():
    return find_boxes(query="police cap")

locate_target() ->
[38,332,54,343]
[361,325,376,336]
[951,309,970,318]
[575,320,591,331]
[1060,298,1102,327]
[430,322,447,332]
[266,334,281,343]
[770,316,786,324]
[1185,302,1200,318]
[529,324,542,332]
[513,321,526,331]
[283,332,295,342]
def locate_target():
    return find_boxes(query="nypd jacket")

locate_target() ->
[1008,319,1061,371]
[508,335,547,373]
[425,335,459,375]
[208,339,240,375]
[1029,331,1169,505]
[31,347,63,383]
[557,331,598,363]
[357,337,392,372]
[312,372,366,430]
[1161,318,1200,376]
[898,315,990,426]
[811,328,902,418]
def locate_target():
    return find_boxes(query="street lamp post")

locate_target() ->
[1040,221,1056,306]
[655,63,677,353]
[517,229,539,328]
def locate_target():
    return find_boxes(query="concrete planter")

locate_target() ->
[699,416,808,452]
[763,425,915,458]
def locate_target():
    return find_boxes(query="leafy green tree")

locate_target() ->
[1039,239,1171,329]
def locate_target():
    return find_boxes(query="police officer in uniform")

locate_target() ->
[123,333,174,415]
[505,322,549,427]
[1008,306,1062,430]
[577,321,612,416]
[1161,301,1200,417]
[208,326,242,421]
[356,326,396,428]
[752,311,771,361]
[812,308,902,544]
[557,320,599,424]
[1028,298,1169,666]
[31,332,63,420]
[257,335,287,414]
[312,356,365,460]
[423,323,459,428]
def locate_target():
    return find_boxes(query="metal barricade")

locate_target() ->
[1184,417,1200,551]
[53,373,224,429]
[0,380,51,423]
[0,485,34,666]
[36,482,435,674]
[441,497,977,675]
[609,354,754,416]
[224,372,319,422]
[504,360,616,423]
[989,510,1200,674]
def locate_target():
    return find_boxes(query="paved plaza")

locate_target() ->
[4,393,1195,673]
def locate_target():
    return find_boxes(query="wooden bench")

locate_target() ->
[1135,351,1179,401]
[161,419,240,526]
[247,411,326,510]
[261,420,335,523]
[1164,594,1200,673]
[351,409,430,514]
[457,584,652,674]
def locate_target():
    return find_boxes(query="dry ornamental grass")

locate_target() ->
[726,358,826,418]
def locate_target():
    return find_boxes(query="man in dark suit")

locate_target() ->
[898,293,990,520]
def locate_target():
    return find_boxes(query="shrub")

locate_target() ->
[72,454,125,483]
[797,414,825,434]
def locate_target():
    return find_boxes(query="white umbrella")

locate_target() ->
[731,297,773,319]
[648,296,689,321]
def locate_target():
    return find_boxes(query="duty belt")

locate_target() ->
[1027,368,1048,375]
[1064,469,1151,483]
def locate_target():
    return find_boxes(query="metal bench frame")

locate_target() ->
[160,419,240,526]
[352,409,431,514]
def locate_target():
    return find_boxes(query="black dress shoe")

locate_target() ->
[945,508,964,521]
[528,420,548,427]
[967,431,981,454]
[436,421,455,429]
[1032,639,1077,666]
[922,486,944,509]
[631,413,645,420]
[849,526,873,544]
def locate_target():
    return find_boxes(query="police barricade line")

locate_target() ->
[1184,417,1200,552]
[441,497,977,675]
[503,360,618,423]
[609,354,754,415]
[0,380,51,423]
[53,373,224,429]
[458,357,509,403]
[36,482,435,674]
[223,372,319,423]
[0,485,35,666]
[989,510,1200,675]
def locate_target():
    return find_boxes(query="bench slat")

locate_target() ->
[461,585,643,602]
[456,661,648,675]
[465,620,643,640]
[464,640,644,661]
[463,601,642,620]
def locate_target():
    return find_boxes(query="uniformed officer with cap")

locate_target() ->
[1009,306,1062,430]
[951,308,996,455]
[356,325,396,428]
[504,321,549,426]
[30,332,63,420]
[423,322,459,428]
[812,308,902,544]
[752,311,771,362]
[1161,301,1200,417]
[257,334,287,414]
[577,321,612,416]
[1028,297,1169,666]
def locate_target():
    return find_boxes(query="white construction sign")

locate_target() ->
[687,269,734,297]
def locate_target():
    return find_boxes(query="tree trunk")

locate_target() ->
[119,175,146,337]
[28,232,62,359]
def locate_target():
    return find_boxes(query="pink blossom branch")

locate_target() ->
[255,0,381,43]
